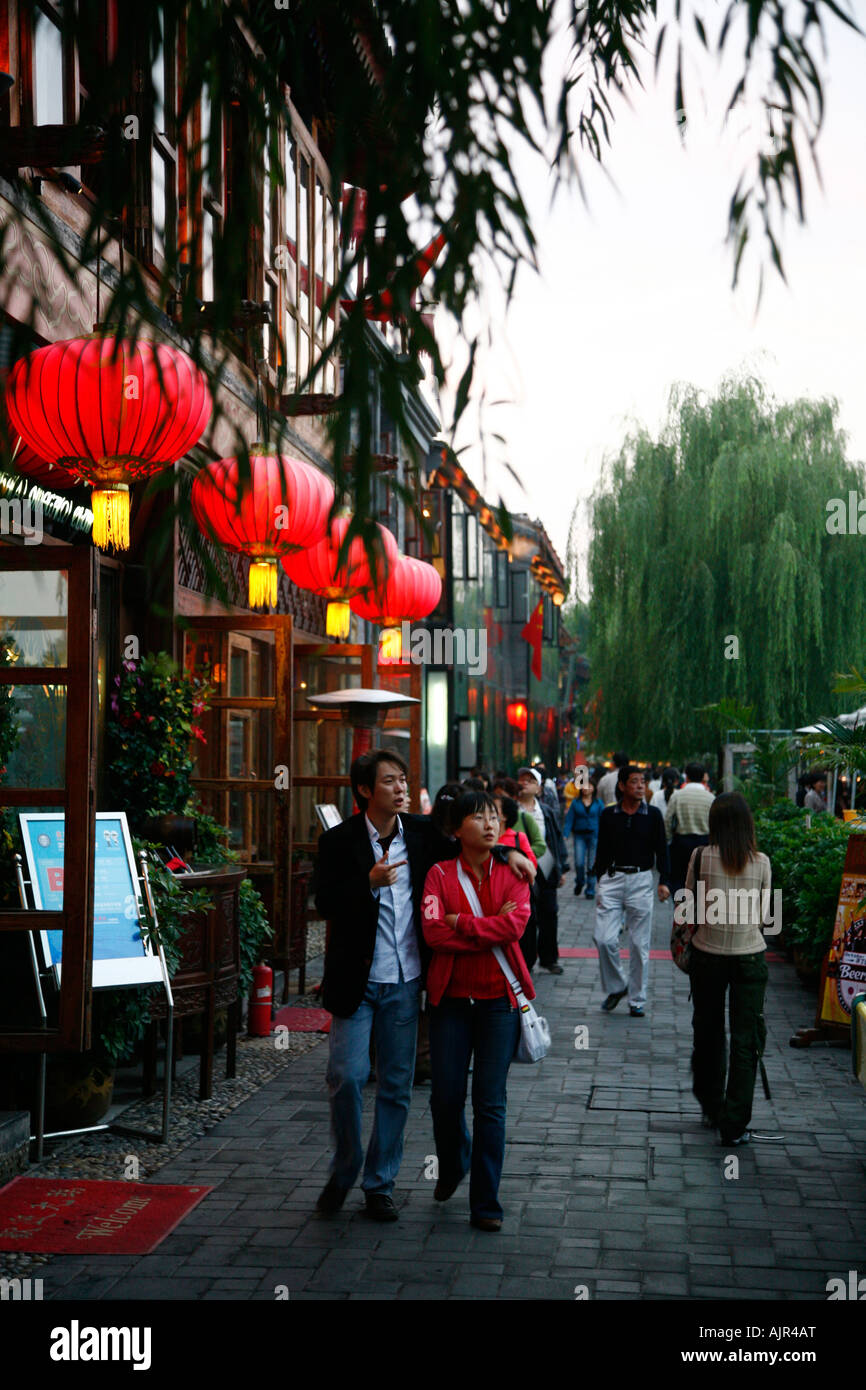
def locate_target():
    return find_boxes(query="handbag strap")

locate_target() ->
[455,859,528,1002]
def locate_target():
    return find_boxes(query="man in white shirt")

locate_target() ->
[597,752,629,807]
[664,762,715,894]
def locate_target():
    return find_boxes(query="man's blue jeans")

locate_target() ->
[573,833,598,894]
[325,977,420,1195]
[429,995,520,1221]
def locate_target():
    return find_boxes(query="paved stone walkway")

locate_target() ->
[41,885,866,1301]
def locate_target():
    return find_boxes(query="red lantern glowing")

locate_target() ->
[282,517,399,639]
[506,700,528,733]
[350,554,442,660]
[191,448,334,608]
[0,370,79,488]
[6,336,212,550]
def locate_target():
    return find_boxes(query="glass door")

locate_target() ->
[0,546,98,1051]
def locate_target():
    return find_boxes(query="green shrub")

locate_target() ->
[754,804,855,973]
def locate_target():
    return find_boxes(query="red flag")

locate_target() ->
[521,599,544,681]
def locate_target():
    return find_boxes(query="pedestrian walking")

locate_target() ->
[664,762,715,895]
[804,771,828,813]
[313,751,534,1221]
[563,776,603,898]
[493,784,539,970]
[421,789,532,1231]
[685,792,771,1145]
[592,765,671,1017]
[650,766,680,815]
[517,766,569,973]
[597,751,629,806]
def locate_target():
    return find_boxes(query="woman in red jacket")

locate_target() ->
[422,789,532,1231]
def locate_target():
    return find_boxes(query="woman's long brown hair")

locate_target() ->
[708,792,757,874]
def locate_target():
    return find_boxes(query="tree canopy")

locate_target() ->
[0,0,859,556]
[585,377,866,756]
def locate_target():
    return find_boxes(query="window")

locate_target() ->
[465,515,478,580]
[512,569,529,624]
[542,594,554,642]
[451,500,465,580]
[281,119,339,396]
[32,4,65,126]
[495,551,509,609]
[148,6,178,266]
[199,84,224,301]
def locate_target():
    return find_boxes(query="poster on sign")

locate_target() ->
[19,812,164,989]
[820,833,866,1027]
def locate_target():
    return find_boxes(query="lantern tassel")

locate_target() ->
[249,559,278,609]
[91,486,130,551]
[326,600,351,640]
[379,625,402,662]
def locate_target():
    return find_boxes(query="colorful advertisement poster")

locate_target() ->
[821,845,866,1026]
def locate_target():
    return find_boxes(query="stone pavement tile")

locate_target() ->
[451,1273,503,1297]
[643,1271,689,1295]
[595,1278,642,1294]
[395,1283,452,1299]
[107,1275,215,1299]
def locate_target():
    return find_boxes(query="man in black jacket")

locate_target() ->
[517,766,569,973]
[314,749,532,1222]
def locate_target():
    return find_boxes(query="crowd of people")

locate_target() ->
[311,747,779,1234]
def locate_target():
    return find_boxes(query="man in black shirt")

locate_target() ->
[592,766,671,1017]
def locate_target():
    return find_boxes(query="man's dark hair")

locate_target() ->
[451,789,498,829]
[494,775,520,798]
[613,751,629,769]
[463,776,488,793]
[685,762,705,782]
[809,769,827,786]
[351,748,409,812]
[617,763,644,786]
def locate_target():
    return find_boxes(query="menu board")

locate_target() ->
[820,833,866,1027]
[19,812,164,989]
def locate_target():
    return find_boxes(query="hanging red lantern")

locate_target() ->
[0,370,79,488]
[190,447,334,608]
[506,700,528,732]
[282,517,399,639]
[350,554,442,660]
[5,336,212,550]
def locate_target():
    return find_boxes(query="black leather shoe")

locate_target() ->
[601,989,628,1012]
[364,1192,399,1222]
[316,1176,349,1215]
[434,1174,463,1202]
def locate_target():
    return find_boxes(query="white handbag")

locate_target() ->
[455,861,551,1064]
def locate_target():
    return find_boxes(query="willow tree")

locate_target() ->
[586,377,866,756]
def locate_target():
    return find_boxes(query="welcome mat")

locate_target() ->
[273,1006,331,1033]
[0,1177,212,1254]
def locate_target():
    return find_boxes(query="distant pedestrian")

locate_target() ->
[422,789,532,1231]
[592,765,671,1017]
[564,777,603,898]
[664,762,715,895]
[804,772,828,813]
[685,792,771,1146]
[597,752,629,807]
[517,766,569,973]
[535,762,561,823]
[650,766,680,814]
[493,786,539,971]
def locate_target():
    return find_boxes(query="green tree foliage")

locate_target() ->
[0,0,858,559]
[587,377,866,756]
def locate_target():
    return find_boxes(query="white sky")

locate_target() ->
[433,5,866,592]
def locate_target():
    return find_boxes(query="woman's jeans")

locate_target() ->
[690,946,768,1141]
[429,995,520,1221]
[572,833,598,893]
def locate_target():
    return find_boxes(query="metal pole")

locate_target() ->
[16,854,48,1162]
[139,851,173,1143]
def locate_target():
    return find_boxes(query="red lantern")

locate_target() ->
[0,370,79,488]
[282,517,399,639]
[191,448,334,608]
[350,554,442,660]
[6,336,212,549]
[506,700,528,732]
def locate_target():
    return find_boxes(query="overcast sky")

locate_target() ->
[433,6,866,592]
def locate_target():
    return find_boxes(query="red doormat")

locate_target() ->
[273,1006,332,1033]
[0,1177,212,1254]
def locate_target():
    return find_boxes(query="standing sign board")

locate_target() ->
[820,833,866,1027]
[19,812,163,989]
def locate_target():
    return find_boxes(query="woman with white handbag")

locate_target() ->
[421,789,536,1231]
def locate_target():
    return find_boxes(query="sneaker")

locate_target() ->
[719,1131,751,1147]
[628,1005,645,1018]
[601,989,628,1012]
[316,1176,349,1215]
[364,1192,399,1222]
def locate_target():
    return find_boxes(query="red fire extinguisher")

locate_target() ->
[248,961,273,1036]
